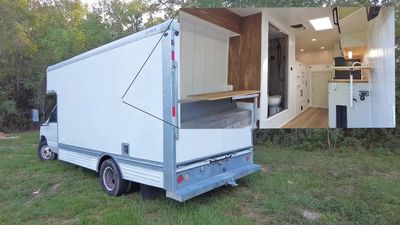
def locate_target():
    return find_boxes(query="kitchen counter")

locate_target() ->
[332,66,372,71]
[187,90,260,101]
[328,79,369,83]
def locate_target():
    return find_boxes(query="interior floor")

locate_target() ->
[282,107,328,128]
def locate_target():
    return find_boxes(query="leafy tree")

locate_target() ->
[92,0,146,40]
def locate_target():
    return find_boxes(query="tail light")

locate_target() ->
[177,175,184,184]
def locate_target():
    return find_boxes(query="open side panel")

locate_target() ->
[176,128,252,164]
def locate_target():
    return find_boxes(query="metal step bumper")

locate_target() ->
[166,163,260,202]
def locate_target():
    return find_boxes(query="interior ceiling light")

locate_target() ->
[312,38,316,41]
[348,51,353,59]
[300,49,305,52]
[321,46,325,50]
[309,17,333,31]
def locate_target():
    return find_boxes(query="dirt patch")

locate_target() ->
[32,189,42,198]
[225,186,271,224]
[49,183,62,195]
[302,210,321,221]
[260,164,269,173]
[60,218,80,225]
[337,185,356,196]
[226,202,273,225]
[0,132,19,140]
[328,169,340,177]
[373,171,400,180]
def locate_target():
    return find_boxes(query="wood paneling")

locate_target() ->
[240,13,262,90]
[181,8,243,34]
[228,36,241,89]
[228,13,262,91]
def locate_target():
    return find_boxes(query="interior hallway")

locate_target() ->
[283,107,328,128]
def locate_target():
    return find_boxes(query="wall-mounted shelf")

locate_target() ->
[188,90,259,101]
[328,79,369,83]
[332,66,372,71]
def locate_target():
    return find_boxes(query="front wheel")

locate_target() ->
[38,140,56,160]
[99,159,128,196]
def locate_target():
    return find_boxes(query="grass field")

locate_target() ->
[0,131,399,225]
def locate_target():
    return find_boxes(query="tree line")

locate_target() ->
[0,0,399,152]
[0,0,181,130]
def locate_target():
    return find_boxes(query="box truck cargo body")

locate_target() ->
[39,20,260,202]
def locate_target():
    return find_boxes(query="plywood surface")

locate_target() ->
[188,90,260,101]
[328,79,369,83]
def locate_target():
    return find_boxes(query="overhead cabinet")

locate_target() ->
[337,7,369,60]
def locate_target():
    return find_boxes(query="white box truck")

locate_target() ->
[39,20,260,202]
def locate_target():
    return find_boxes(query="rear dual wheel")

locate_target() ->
[99,159,130,196]
[99,159,150,197]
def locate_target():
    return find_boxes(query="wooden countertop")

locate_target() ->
[188,90,260,101]
[328,79,369,83]
[332,66,372,71]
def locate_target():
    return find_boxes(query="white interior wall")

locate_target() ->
[364,7,395,128]
[296,50,334,65]
[333,43,342,57]
[180,13,232,99]
[260,10,297,129]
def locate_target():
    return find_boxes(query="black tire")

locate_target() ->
[99,159,128,196]
[125,181,140,194]
[38,140,56,160]
[140,184,165,200]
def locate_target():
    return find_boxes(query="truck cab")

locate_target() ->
[38,105,58,160]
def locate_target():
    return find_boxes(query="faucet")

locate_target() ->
[349,62,362,108]
[351,61,364,79]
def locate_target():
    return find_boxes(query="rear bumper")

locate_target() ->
[166,163,260,202]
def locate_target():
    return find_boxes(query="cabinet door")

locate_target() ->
[295,62,306,115]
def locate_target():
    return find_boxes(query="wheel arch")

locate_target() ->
[97,154,124,179]
[40,135,47,143]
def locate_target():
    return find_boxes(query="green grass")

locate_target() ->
[0,131,399,225]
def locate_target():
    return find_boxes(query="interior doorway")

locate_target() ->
[311,71,331,108]
[267,23,289,117]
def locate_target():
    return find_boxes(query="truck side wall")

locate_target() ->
[47,33,166,187]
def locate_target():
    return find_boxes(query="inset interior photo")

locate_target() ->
[179,7,395,128]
